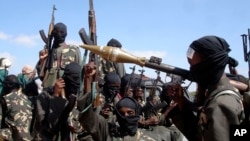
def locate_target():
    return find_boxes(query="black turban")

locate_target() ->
[189,35,231,85]
[120,73,138,96]
[2,74,20,95]
[52,22,67,44]
[116,97,139,113]
[104,72,121,84]
[62,62,81,95]
[115,97,140,136]
[107,38,122,48]
[103,72,121,102]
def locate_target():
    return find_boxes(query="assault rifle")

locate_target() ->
[241,31,250,90]
[38,5,56,81]
[149,70,163,98]
[79,0,100,108]
[124,66,136,96]
[136,68,145,89]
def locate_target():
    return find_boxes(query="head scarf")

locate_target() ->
[52,22,67,45]
[62,62,81,96]
[120,73,139,96]
[107,38,122,48]
[2,74,20,95]
[104,72,121,84]
[17,73,29,89]
[189,35,231,86]
[115,97,140,136]
[103,72,121,103]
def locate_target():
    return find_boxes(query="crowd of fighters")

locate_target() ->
[0,22,249,141]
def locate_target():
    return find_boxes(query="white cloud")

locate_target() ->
[11,34,39,47]
[126,50,167,59]
[0,32,11,40]
[0,31,40,47]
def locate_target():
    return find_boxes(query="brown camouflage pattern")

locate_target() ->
[0,89,32,141]
[68,105,84,140]
[98,57,116,81]
[42,43,81,88]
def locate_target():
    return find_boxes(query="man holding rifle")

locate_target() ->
[36,22,81,90]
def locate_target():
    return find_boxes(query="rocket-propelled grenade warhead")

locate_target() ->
[80,44,191,80]
[80,44,147,66]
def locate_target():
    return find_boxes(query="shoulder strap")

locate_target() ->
[204,89,241,106]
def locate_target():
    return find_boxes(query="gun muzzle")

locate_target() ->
[80,45,191,80]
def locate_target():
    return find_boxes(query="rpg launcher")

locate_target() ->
[79,45,192,81]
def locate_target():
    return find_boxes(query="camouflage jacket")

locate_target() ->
[0,89,32,141]
[37,42,81,88]
[98,57,126,82]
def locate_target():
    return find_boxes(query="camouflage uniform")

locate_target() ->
[37,43,81,88]
[0,89,32,141]
[98,57,116,81]
[98,57,126,82]
[68,104,93,141]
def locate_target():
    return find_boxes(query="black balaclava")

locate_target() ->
[62,62,81,98]
[2,74,20,96]
[46,22,67,70]
[107,38,122,48]
[103,72,121,103]
[52,22,67,45]
[189,35,231,86]
[115,97,140,136]
[120,73,139,97]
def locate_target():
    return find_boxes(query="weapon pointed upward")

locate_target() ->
[89,0,94,10]
[53,5,57,11]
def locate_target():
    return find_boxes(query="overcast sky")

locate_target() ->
[1,0,250,91]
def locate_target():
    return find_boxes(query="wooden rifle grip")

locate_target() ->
[61,88,66,99]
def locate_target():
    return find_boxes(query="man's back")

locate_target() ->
[0,89,32,140]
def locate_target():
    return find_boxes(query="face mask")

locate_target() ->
[103,85,120,103]
[17,73,29,89]
[52,23,67,44]
[189,59,223,86]
[53,30,67,44]
[63,76,80,97]
[116,109,139,136]
[108,86,120,96]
